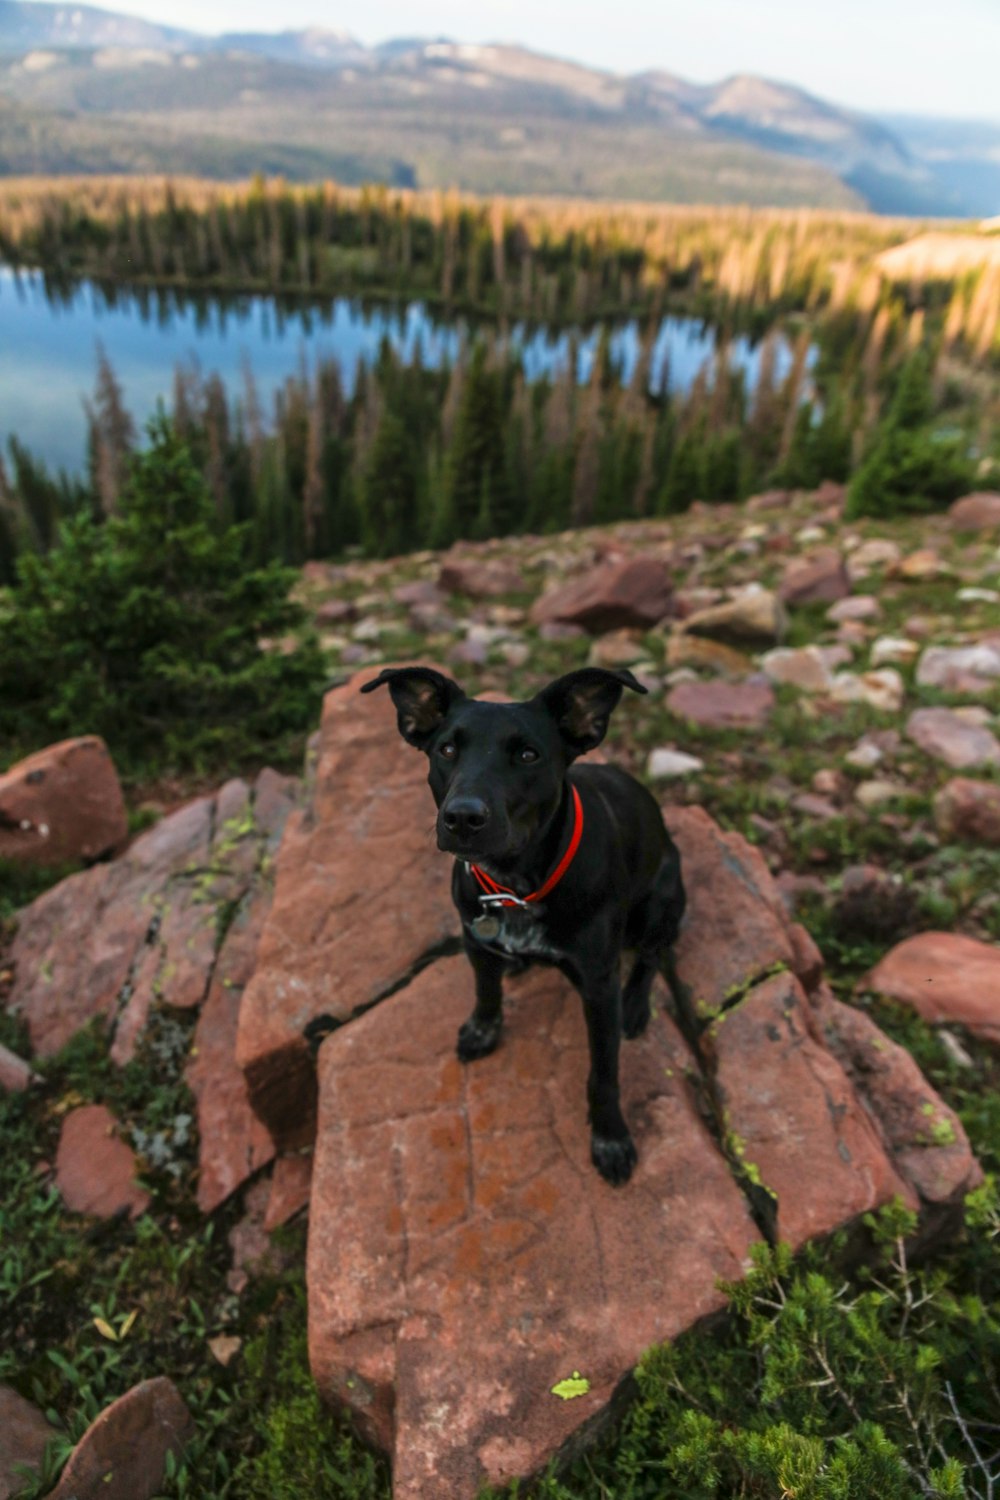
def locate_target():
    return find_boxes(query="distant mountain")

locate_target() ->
[0,0,988,216]
[881,114,1000,218]
[0,0,193,53]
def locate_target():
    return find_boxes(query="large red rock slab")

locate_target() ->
[666,679,774,730]
[5,770,298,1061]
[48,1377,193,1500]
[662,806,798,1021]
[860,932,1000,1045]
[54,1104,150,1220]
[0,1384,57,1500]
[186,887,276,1214]
[0,736,127,867]
[237,669,461,1150]
[308,957,760,1500]
[265,1152,313,1231]
[529,558,673,634]
[704,972,915,1250]
[814,992,982,1215]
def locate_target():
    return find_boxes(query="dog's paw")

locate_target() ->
[591,1131,638,1186]
[457,1016,502,1062]
[621,994,651,1040]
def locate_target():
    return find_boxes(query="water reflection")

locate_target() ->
[0,267,809,474]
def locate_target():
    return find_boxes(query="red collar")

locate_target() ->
[469,785,584,908]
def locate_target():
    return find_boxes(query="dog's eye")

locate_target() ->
[438,741,457,761]
[517,746,539,765]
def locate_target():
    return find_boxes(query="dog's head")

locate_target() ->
[361,665,646,863]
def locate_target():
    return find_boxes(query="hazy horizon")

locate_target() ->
[18,0,1000,122]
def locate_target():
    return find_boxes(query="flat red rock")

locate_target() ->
[861,932,1000,1045]
[54,1104,150,1221]
[308,958,760,1500]
[662,806,798,1018]
[186,887,276,1213]
[7,770,297,1061]
[237,668,461,1149]
[704,972,915,1248]
[814,992,982,1214]
[48,1377,193,1500]
[0,736,127,867]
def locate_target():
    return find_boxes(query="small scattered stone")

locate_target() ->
[393,579,446,608]
[871,636,919,667]
[949,492,1000,532]
[679,588,786,647]
[957,587,1000,604]
[208,1336,242,1368]
[830,669,905,713]
[916,643,1000,694]
[647,748,704,779]
[845,738,884,770]
[791,792,839,820]
[0,1384,57,1499]
[666,633,754,678]
[500,640,531,668]
[760,646,833,694]
[588,630,648,668]
[780,549,851,606]
[855,780,909,809]
[438,559,526,598]
[847,538,901,579]
[55,1105,150,1221]
[0,1043,35,1093]
[315,598,358,626]
[934,778,1000,845]
[666,679,775,730]
[48,1378,193,1500]
[896,549,946,581]
[0,736,127,867]
[817,643,854,670]
[906,708,1000,770]
[861,933,1000,1045]
[530,558,673,634]
[827,595,880,623]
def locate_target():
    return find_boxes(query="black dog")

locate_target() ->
[361,665,686,1185]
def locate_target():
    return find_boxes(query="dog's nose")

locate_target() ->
[442,797,491,841]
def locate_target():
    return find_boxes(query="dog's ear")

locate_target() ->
[535,667,647,760]
[360,666,466,749]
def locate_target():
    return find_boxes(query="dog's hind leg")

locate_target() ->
[622,844,686,1039]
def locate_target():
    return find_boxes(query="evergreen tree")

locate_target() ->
[0,416,324,771]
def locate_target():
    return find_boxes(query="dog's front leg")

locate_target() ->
[579,963,637,1186]
[456,936,506,1061]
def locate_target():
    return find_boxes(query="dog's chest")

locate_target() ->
[467,908,563,963]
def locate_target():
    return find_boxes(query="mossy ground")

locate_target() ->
[2,493,999,1498]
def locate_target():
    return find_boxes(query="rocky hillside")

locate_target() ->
[0,0,971,212]
[1,484,999,1495]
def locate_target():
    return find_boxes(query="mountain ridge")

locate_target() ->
[0,0,992,215]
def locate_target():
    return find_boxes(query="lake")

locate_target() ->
[0,267,809,474]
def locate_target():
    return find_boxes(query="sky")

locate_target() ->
[74,0,1000,120]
